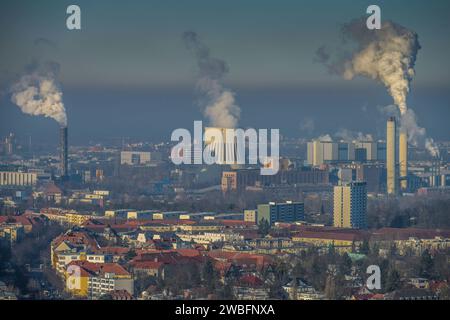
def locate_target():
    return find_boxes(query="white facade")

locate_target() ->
[176,232,243,244]
[88,273,134,298]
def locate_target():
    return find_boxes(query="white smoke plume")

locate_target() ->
[335,128,373,142]
[299,117,315,135]
[425,138,439,158]
[317,18,439,157]
[378,104,439,156]
[10,60,67,126]
[183,31,240,128]
[317,134,333,142]
[340,19,420,115]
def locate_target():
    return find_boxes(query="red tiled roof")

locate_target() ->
[52,231,98,249]
[94,246,130,255]
[239,274,264,287]
[174,249,202,257]
[142,219,197,226]
[207,250,273,268]
[219,220,256,227]
[43,183,62,195]
[293,230,363,242]
[371,228,450,240]
[129,260,165,270]
[67,260,130,277]
[0,215,33,226]
[131,251,207,266]
[110,289,134,300]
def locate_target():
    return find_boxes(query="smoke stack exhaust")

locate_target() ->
[60,126,68,178]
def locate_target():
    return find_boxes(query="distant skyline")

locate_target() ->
[1,0,449,143]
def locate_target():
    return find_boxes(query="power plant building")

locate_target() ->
[120,151,151,165]
[307,139,384,166]
[0,171,37,186]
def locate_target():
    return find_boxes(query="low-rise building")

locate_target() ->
[65,261,134,299]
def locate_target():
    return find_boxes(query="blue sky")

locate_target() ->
[1,0,449,143]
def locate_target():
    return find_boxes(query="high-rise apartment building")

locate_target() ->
[333,181,367,229]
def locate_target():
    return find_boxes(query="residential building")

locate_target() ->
[257,201,304,225]
[333,182,367,229]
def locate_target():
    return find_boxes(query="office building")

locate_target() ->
[257,201,304,225]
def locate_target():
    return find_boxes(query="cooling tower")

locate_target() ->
[399,131,408,191]
[60,126,68,178]
[386,117,397,195]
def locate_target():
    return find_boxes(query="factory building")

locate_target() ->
[120,151,151,165]
[307,139,385,166]
[333,181,367,229]
[0,171,37,186]
[307,140,338,166]
[221,167,329,192]
[353,141,378,161]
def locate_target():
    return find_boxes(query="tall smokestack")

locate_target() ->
[399,131,408,191]
[386,117,398,195]
[60,126,68,178]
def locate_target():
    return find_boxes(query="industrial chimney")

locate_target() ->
[399,130,408,191]
[386,117,397,195]
[60,126,68,178]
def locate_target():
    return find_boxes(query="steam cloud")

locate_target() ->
[316,18,439,157]
[299,117,315,135]
[317,134,333,142]
[183,31,240,128]
[335,128,373,142]
[10,60,67,126]
[379,105,439,157]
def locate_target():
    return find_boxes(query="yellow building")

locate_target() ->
[64,265,89,297]
[333,182,367,229]
[65,213,92,226]
[244,210,257,223]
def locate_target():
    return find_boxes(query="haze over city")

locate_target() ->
[1,0,449,144]
[0,0,449,306]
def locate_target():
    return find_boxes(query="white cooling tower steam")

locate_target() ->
[316,18,439,157]
[10,61,67,126]
[183,31,240,128]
